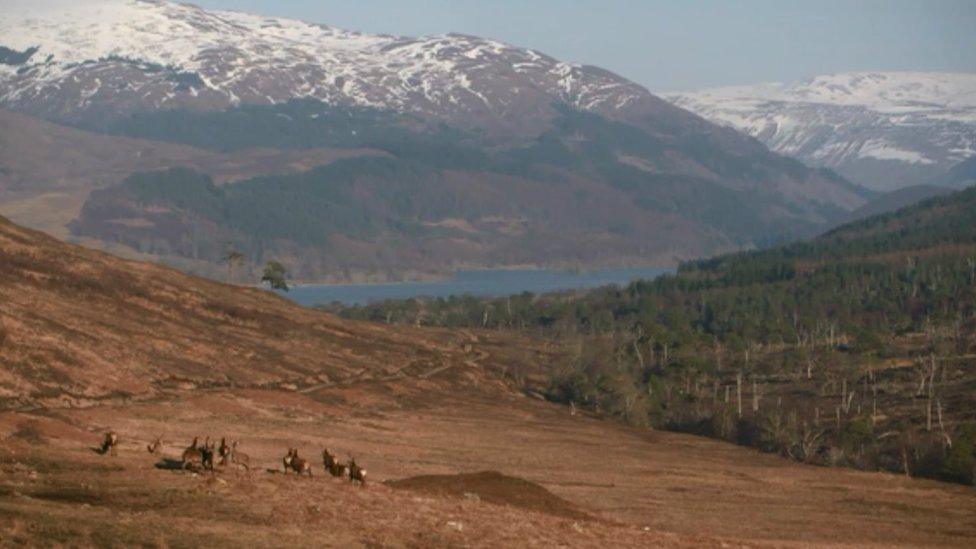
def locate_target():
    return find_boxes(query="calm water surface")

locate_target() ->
[283,267,671,306]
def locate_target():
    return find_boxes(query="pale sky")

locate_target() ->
[191,0,976,91]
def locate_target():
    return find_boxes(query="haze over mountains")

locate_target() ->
[666,72,976,191]
[0,0,952,281]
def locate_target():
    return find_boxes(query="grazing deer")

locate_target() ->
[100,431,119,456]
[284,448,312,477]
[229,441,250,471]
[348,457,367,487]
[147,435,162,454]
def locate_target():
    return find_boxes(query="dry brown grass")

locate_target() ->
[0,213,556,406]
[1,214,974,546]
[1,383,974,547]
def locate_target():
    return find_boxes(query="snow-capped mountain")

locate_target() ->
[665,72,976,191]
[0,0,661,136]
[0,0,878,277]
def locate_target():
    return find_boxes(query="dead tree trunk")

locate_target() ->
[937,399,951,448]
[736,372,743,418]
[752,380,760,413]
[927,355,936,432]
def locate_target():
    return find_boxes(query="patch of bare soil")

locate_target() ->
[388,471,590,520]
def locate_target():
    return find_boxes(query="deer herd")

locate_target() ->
[99,431,367,487]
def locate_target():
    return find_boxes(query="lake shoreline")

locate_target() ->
[279,266,673,307]
[283,261,677,287]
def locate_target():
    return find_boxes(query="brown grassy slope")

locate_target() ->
[0,214,552,408]
[0,109,383,238]
[0,216,975,547]
[1,388,975,547]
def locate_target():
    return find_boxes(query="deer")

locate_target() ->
[282,448,294,473]
[229,440,250,471]
[181,437,204,471]
[146,435,162,454]
[348,457,367,487]
[283,448,312,477]
[99,431,119,456]
[200,440,217,473]
[218,437,232,466]
[322,448,345,477]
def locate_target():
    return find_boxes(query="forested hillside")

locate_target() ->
[71,104,865,279]
[337,187,976,484]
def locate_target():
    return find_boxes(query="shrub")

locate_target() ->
[13,421,45,444]
[940,422,976,485]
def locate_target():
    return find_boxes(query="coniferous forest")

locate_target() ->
[335,186,976,484]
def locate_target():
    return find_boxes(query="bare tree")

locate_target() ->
[223,247,244,284]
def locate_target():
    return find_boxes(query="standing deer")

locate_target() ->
[200,440,217,472]
[322,448,346,477]
[230,441,250,471]
[146,435,162,454]
[282,448,294,472]
[100,432,119,456]
[283,448,312,477]
[218,438,231,466]
[181,437,204,470]
[348,457,367,487]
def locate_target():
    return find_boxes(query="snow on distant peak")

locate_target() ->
[664,72,976,191]
[0,0,649,132]
[667,72,976,114]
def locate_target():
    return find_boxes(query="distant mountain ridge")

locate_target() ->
[0,0,659,137]
[844,184,954,224]
[665,72,976,191]
[0,0,871,279]
[932,155,976,189]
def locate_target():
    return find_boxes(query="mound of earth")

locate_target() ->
[388,471,589,520]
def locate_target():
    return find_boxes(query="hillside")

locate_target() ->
[933,155,976,189]
[63,103,866,280]
[844,184,954,223]
[1,216,975,546]
[0,213,552,409]
[0,108,383,242]
[338,185,976,486]
[665,72,976,191]
[0,1,870,279]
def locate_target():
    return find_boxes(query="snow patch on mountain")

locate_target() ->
[664,72,976,190]
[858,140,933,164]
[0,0,648,132]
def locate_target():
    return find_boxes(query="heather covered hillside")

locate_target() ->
[1,213,974,547]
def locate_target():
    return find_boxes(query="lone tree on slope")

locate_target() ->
[261,260,289,292]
